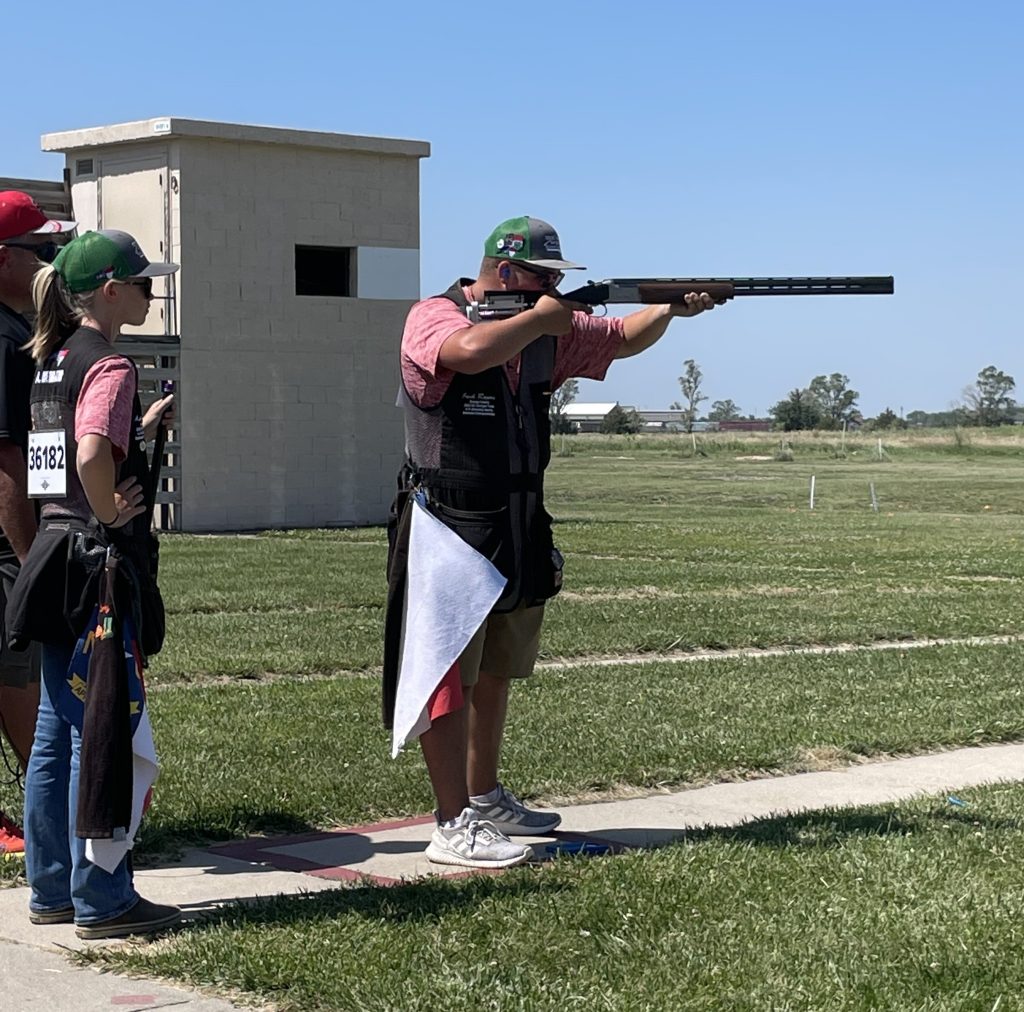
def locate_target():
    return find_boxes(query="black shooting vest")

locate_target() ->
[8,327,165,658]
[399,280,561,612]
[30,326,152,545]
[381,281,563,727]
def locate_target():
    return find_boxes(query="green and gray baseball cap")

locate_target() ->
[484,216,585,271]
[54,229,178,293]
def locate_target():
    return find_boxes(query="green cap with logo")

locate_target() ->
[54,229,179,294]
[483,216,585,271]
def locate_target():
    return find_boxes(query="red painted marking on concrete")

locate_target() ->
[305,865,404,885]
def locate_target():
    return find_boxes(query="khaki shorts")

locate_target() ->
[457,603,545,686]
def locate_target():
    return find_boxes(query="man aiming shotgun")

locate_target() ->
[384,215,892,869]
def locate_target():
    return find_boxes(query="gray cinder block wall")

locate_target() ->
[42,118,430,531]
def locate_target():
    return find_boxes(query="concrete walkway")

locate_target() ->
[4,741,1024,1009]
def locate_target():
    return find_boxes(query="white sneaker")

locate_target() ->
[469,782,562,836]
[425,807,533,869]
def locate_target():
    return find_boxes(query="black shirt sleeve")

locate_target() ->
[0,328,34,450]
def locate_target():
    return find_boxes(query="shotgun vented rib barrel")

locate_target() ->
[563,276,895,305]
[475,275,895,318]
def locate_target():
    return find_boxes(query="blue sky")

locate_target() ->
[6,0,1020,417]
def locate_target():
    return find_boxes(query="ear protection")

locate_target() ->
[499,263,511,281]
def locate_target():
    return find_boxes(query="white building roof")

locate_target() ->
[563,402,619,418]
[42,117,431,159]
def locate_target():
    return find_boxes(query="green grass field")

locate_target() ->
[145,429,1024,681]
[83,783,1024,1012]
[6,429,1024,1007]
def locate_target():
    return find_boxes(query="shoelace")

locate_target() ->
[465,818,501,847]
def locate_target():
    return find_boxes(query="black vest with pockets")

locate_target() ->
[30,326,152,552]
[401,280,560,612]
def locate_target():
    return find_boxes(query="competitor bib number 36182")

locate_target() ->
[28,430,67,498]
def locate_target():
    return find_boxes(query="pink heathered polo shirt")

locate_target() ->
[401,286,625,408]
[75,357,135,461]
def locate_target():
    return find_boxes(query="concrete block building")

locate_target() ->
[41,117,430,531]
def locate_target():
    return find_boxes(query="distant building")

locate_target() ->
[717,419,773,432]
[634,409,717,433]
[561,402,619,432]
[559,405,773,434]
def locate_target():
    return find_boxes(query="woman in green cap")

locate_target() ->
[18,229,180,939]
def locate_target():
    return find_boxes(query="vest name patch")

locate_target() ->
[462,392,496,417]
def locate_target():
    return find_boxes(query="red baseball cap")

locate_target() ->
[0,190,77,243]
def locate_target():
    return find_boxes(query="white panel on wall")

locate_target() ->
[355,247,419,300]
[70,179,99,232]
[98,154,170,336]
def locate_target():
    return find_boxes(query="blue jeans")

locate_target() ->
[24,643,138,924]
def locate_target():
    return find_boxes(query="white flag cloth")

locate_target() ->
[85,709,158,873]
[391,494,507,757]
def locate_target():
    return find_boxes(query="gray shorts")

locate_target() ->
[457,603,545,686]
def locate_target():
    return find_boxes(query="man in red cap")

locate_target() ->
[0,191,76,856]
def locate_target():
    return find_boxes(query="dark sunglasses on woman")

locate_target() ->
[117,278,154,298]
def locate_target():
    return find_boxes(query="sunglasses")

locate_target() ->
[511,261,564,290]
[1,240,59,263]
[117,278,154,298]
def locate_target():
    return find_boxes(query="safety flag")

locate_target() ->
[391,492,506,757]
[57,576,158,875]
[87,646,157,876]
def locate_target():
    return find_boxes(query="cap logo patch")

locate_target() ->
[94,265,116,281]
[496,232,525,255]
[542,232,561,255]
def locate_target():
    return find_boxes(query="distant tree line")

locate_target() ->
[548,363,1018,434]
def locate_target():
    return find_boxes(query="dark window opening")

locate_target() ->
[295,245,353,297]
[75,158,94,176]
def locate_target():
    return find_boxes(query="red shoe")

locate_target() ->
[0,810,25,857]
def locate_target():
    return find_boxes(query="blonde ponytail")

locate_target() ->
[25,265,87,364]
